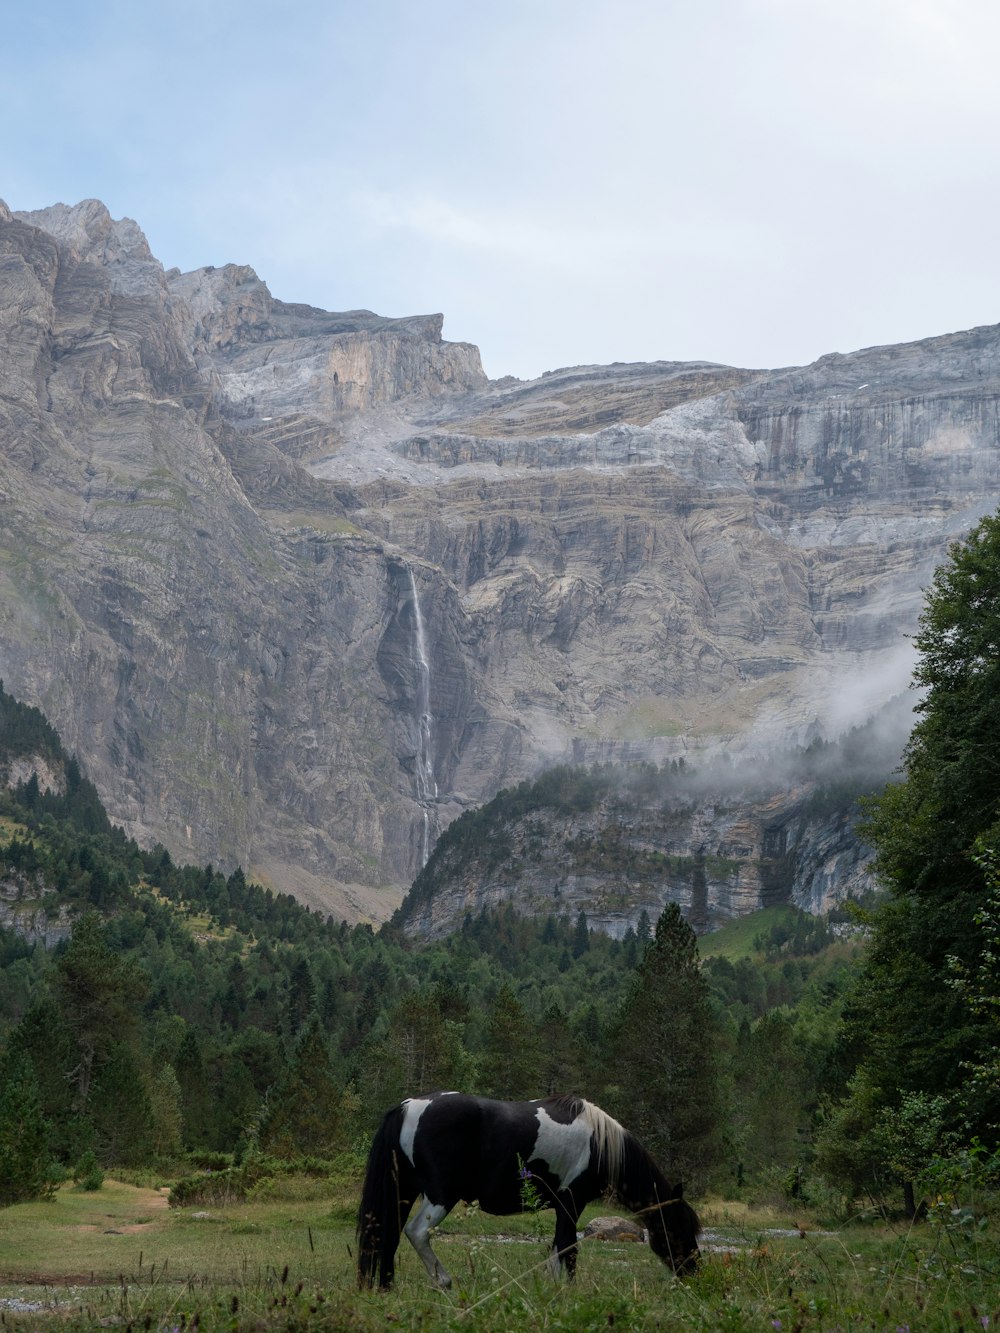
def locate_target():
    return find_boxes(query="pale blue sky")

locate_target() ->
[4,0,1000,379]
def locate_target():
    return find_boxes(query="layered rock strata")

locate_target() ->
[1,198,997,924]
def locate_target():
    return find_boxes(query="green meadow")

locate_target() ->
[0,1176,997,1331]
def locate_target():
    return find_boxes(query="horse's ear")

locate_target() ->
[673,1181,684,1199]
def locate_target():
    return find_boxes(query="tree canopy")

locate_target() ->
[823,511,1000,1200]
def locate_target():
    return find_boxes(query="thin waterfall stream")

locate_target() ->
[407,566,438,865]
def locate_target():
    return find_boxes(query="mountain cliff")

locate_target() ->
[393,704,907,939]
[1,198,996,923]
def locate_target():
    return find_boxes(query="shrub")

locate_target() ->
[73,1150,103,1192]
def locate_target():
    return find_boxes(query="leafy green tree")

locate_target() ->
[73,1149,103,1191]
[814,1069,888,1204]
[608,903,721,1187]
[730,1011,809,1177]
[947,846,1000,1105]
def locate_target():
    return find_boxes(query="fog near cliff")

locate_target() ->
[821,642,920,741]
[615,689,915,810]
[534,646,920,810]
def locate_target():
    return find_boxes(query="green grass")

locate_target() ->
[699,906,803,960]
[0,1181,997,1331]
[0,814,30,841]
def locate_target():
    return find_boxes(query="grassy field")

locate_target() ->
[0,1179,997,1331]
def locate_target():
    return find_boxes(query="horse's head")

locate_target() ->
[645,1181,701,1276]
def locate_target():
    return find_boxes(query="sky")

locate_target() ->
[3,0,1000,381]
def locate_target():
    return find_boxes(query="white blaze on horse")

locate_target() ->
[357,1091,701,1290]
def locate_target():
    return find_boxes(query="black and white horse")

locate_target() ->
[357,1091,701,1289]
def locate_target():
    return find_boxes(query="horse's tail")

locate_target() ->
[357,1102,409,1289]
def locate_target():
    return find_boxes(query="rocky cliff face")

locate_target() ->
[394,709,905,939]
[397,786,875,941]
[1,198,996,925]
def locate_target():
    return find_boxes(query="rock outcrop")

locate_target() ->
[1,198,997,925]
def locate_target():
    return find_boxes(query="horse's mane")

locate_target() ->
[545,1094,627,1186]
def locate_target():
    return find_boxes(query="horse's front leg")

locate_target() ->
[548,1197,580,1279]
[403,1197,454,1289]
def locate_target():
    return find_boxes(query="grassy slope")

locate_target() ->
[698,905,803,961]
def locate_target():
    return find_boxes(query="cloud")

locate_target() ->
[351,189,770,275]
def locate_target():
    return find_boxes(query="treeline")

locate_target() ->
[0,680,64,772]
[0,682,861,1206]
[4,483,1000,1231]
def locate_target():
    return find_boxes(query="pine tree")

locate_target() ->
[286,956,316,1035]
[480,983,541,1099]
[54,913,149,1111]
[537,1003,579,1095]
[147,1064,184,1161]
[844,510,1000,1165]
[91,1043,155,1167]
[9,998,75,1154]
[730,1012,808,1175]
[175,1028,213,1149]
[608,903,720,1187]
[0,1046,54,1205]
[256,1015,343,1159]
[571,910,590,958]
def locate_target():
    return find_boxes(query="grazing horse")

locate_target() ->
[357,1091,701,1290]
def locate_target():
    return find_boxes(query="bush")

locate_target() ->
[73,1150,103,1192]
[186,1150,233,1172]
[168,1154,336,1208]
[169,1167,246,1208]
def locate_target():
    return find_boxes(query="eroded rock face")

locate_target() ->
[1,198,997,924]
[395,777,881,941]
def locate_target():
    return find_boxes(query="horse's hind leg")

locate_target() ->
[404,1198,453,1289]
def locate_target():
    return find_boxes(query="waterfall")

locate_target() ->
[407,566,438,865]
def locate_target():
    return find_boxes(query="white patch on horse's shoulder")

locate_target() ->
[532,1106,592,1190]
[400,1098,434,1166]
